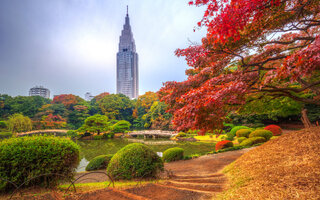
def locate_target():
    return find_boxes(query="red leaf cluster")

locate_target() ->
[159,0,320,133]
[264,125,282,136]
[215,140,233,151]
[52,94,80,108]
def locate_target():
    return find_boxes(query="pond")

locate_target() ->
[76,138,216,172]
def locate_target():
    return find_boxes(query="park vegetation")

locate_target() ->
[0,136,79,191]
[107,143,164,180]
[0,92,173,137]
[159,0,320,135]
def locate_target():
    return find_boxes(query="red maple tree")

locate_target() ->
[159,0,320,133]
[52,94,81,109]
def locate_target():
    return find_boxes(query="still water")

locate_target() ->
[76,138,216,172]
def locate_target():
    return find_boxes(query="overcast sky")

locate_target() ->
[0,0,206,99]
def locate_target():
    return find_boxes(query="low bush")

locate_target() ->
[163,147,184,162]
[249,130,273,141]
[107,143,163,180]
[240,137,266,146]
[215,140,233,151]
[236,129,252,138]
[264,125,282,136]
[177,132,186,137]
[250,137,266,144]
[240,138,254,146]
[237,137,247,144]
[0,136,79,191]
[227,126,250,140]
[86,154,113,171]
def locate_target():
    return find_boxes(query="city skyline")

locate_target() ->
[0,0,206,98]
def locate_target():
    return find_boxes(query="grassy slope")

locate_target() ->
[217,127,320,200]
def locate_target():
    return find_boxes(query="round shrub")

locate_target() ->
[0,136,79,190]
[250,137,266,144]
[240,137,266,146]
[240,138,254,146]
[163,147,184,162]
[107,143,163,180]
[249,130,273,141]
[215,140,233,151]
[237,137,247,144]
[86,154,113,171]
[236,129,252,138]
[227,126,250,140]
[264,125,282,136]
[177,132,186,137]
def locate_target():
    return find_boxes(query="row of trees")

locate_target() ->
[0,91,172,132]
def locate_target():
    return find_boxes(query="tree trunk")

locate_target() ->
[301,109,312,128]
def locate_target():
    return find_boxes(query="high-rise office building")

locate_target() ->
[29,86,50,98]
[116,7,139,99]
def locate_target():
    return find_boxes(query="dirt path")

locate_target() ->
[64,148,254,200]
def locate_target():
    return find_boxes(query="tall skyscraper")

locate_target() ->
[29,86,50,98]
[116,7,139,99]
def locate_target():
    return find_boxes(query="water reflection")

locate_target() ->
[76,138,215,172]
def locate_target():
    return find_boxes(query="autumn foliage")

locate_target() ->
[264,125,282,136]
[215,140,233,151]
[52,94,82,109]
[159,0,320,133]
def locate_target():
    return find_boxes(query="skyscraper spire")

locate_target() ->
[127,5,128,16]
[116,7,139,99]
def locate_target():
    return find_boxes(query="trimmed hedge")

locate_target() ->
[0,136,79,190]
[250,137,266,144]
[107,143,163,180]
[249,130,273,141]
[237,137,247,144]
[215,140,233,151]
[86,154,113,171]
[227,126,250,140]
[240,137,266,146]
[264,125,282,136]
[236,129,252,138]
[163,147,184,162]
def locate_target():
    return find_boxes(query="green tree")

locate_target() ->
[7,113,32,136]
[0,95,50,118]
[111,120,131,133]
[142,101,172,130]
[79,114,109,135]
[98,94,134,122]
